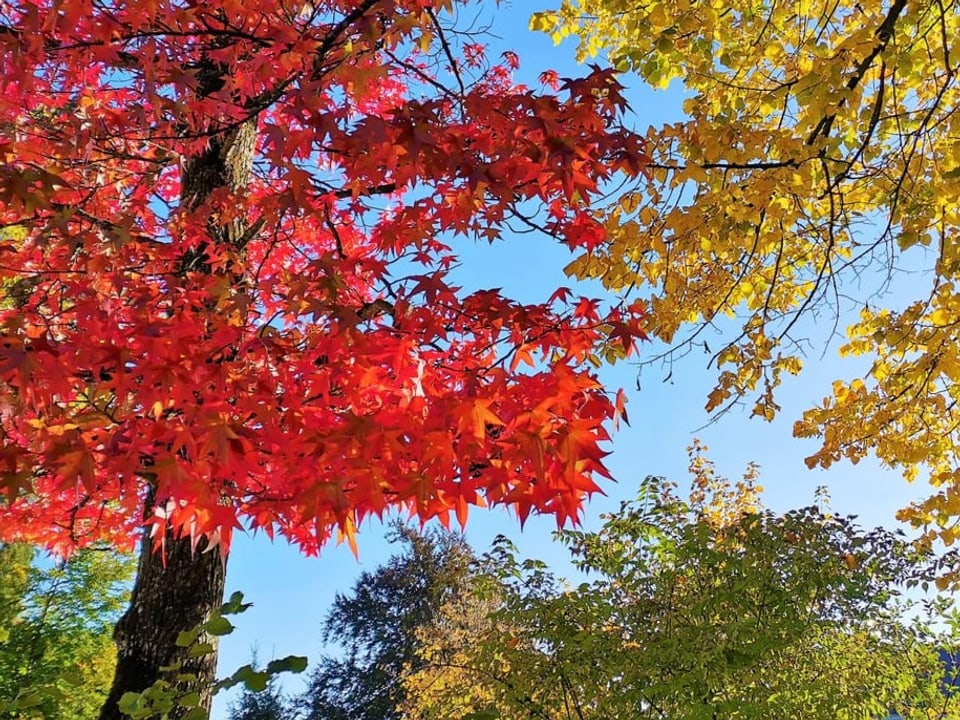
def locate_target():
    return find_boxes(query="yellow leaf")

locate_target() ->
[529,11,558,32]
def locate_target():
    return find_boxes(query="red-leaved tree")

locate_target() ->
[0,1,648,717]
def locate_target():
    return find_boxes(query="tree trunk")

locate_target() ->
[97,531,226,720]
[98,49,257,719]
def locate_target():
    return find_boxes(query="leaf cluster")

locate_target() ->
[532,0,960,543]
[119,591,307,720]
[0,0,649,557]
[0,544,134,720]
[403,455,960,720]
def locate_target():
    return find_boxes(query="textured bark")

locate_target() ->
[97,532,226,720]
[98,54,258,720]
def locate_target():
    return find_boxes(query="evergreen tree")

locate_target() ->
[229,675,289,720]
[298,524,473,720]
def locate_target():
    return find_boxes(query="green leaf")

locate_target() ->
[118,692,146,716]
[176,628,201,647]
[218,664,252,692]
[188,642,215,658]
[265,655,309,675]
[231,665,271,692]
[179,691,201,707]
[203,615,234,636]
[246,672,271,692]
[220,591,252,616]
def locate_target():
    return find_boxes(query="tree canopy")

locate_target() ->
[0,0,648,557]
[0,1,650,715]
[532,0,960,542]
[403,450,960,720]
[0,544,133,719]
[231,525,475,720]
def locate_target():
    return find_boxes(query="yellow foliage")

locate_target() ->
[687,439,764,531]
[533,0,960,544]
[399,585,501,720]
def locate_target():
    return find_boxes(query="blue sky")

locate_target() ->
[210,2,934,716]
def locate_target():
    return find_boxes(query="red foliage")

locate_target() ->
[0,0,648,556]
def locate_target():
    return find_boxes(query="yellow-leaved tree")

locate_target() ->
[531,0,960,544]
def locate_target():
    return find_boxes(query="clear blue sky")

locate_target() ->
[210,3,933,717]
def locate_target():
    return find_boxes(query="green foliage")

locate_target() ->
[0,543,32,642]
[119,591,307,720]
[403,455,960,720]
[294,523,474,720]
[0,543,134,720]
[228,674,289,720]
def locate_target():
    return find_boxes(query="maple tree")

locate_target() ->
[403,451,960,720]
[531,0,960,542]
[0,0,648,717]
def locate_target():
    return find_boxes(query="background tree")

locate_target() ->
[0,543,31,641]
[402,446,960,720]
[531,0,960,542]
[0,544,133,719]
[398,547,504,720]
[228,665,290,720]
[0,1,648,715]
[293,525,474,720]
